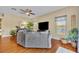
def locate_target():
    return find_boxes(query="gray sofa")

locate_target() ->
[17,29,52,48]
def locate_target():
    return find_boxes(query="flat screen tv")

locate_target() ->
[38,22,49,31]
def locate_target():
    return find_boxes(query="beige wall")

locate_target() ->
[33,7,78,37]
[1,14,31,36]
[1,6,78,37]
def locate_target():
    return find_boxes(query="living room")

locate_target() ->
[0,6,78,53]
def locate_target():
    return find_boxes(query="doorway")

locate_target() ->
[0,18,2,38]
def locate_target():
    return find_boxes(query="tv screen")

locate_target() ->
[38,22,48,31]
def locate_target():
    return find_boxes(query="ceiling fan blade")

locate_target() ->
[25,9,32,12]
[30,13,35,15]
[18,11,25,14]
[29,9,32,12]
[11,8,16,11]
[20,9,26,12]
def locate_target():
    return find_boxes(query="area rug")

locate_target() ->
[56,47,75,53]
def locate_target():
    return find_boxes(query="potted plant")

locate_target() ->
[64,28,78,47]
[10,29,16,41]
[27,22,34,31]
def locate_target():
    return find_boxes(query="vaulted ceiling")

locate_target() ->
[0,6,66,18]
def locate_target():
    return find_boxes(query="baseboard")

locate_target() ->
[2,35,12,38]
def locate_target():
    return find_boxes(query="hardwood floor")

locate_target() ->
[0,37,76,53]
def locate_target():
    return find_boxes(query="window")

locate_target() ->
[55,16,67,36]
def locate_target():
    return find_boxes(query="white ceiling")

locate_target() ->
[0,6,66,18]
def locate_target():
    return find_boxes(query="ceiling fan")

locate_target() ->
[11,8,35,16]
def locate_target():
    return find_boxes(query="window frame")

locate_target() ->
[55,15,67,36]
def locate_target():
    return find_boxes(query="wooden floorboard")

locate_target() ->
[0,37,76,53]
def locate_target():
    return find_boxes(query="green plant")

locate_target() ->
[27,22,34,31]
[10,30,16,36]
[64,28,78,42]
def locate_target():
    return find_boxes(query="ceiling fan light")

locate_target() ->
[26,12,29,15]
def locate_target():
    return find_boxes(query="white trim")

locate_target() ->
[2,35,12,37]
